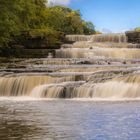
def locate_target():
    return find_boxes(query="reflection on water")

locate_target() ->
[0,105,40,140]
[0,119,38,140]
[0,99,140,140]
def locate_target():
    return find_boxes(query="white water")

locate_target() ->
[65,33,127,43]
[56,48,140,59]
[0,33,140,100]
[0,73,140,99]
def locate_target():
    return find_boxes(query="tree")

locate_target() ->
[64,10,84,34]
[0,1,96,51]
[83,21,96,35]
[45,6,95,35]
[135,28,140,32]
[0,0,48,47]
[0,0,21,46]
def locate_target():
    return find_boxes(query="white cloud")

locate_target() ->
[48,0,72,6]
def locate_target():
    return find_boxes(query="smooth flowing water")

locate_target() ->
[0,99,140,140]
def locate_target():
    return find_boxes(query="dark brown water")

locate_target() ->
[0,98,140,140]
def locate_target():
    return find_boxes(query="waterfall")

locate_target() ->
[56,48,140,59]
[65,35,91,42]
[69,41,140,49]
[30,74,140,99]
[90,34,127,43]
[65,34,127,43]
[0,75,85,96]
[1,33,140,100]
[57,34,140,59]
[1,73,140,99]
[30,81,85,98]
[74,74,140,99]
[0,75,56,96]
[0,73,140,99]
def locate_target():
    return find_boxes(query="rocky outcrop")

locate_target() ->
[126,31,140,44]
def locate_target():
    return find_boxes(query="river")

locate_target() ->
[0,33,140,139]
[0,99,140,140]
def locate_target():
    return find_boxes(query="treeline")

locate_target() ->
[0,0,96,52]
[135,28,140,31]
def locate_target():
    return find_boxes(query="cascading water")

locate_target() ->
[74,74,140,99]
[1,72,140,99]
[25,74,140,99]
[30,81,85,98]
[65,35,91,42]
[56,34,140,59]
[0,75,86,97]
[56,48,140,59]
[1,33,140,100]
[90,33,127,43]
[65,34,127,43]
[0,75,56,96]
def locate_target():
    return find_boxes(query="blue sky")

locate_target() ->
[48,0,140,33]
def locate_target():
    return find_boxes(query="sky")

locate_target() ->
[48,0,140,33]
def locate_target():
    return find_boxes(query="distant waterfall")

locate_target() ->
[56,48,140,59]
[65,34,127,43]
[58,34,140,59]
[90,34,127,43]
[65,35,91,42]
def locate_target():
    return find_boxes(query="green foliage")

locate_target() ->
[0,0,48,47]
[135,28,140,32]
[0,0,21,46]
[45,6,94,34]
[0,1,96,53]
[83,21,96,35]
[20,28,64,49]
